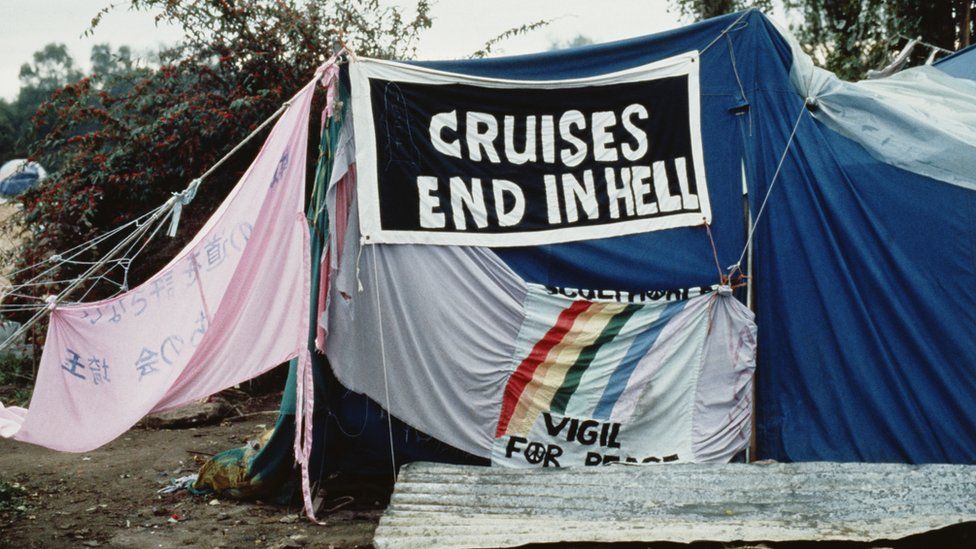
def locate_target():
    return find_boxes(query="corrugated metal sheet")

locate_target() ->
[374,461,976,548]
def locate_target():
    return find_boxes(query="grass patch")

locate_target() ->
[0,352,34,406]
[0,352,32,384]
[0,479,28,515]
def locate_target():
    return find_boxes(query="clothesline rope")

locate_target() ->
[0,204,168,352]
[370,243,398,486]
[700,8,754,56]
[2,208,157,288]
[0,98,295,354]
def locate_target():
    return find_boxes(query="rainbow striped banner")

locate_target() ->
[496,287,691,438]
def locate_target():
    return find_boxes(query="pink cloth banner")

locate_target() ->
[0,79,315,453]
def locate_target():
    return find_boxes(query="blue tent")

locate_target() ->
[935,43,976,80]
[0,160,46,198]
[238,10,976,494]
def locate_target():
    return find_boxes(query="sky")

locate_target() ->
[0,0,183,99]
[0,0,708,100]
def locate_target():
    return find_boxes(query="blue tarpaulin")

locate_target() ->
[0,160,46,197]
[935,43,976,80]
[253,10,976,485]
[415,10,976,464]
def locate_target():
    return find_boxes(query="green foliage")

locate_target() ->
[549,34,595,51]
[670,0,773,20]
[0,352,32,385]
[0,101,19,160]
[0,42,140,165]
[0,43,82,162]
[126,0,434,61]
[669,0,975,81]
[784,0,972,80]
[0,352,34,406]
[470,19,552,58]
[90,44,134,76]
[5,0,438,318]
[17,43,84,99]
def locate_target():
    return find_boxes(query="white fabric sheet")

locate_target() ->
[773,18,976,191]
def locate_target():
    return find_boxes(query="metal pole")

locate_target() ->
[741,160,757,463]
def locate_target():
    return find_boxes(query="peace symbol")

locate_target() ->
[524,442,546,464]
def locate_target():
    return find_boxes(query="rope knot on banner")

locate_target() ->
[166,178,202,238]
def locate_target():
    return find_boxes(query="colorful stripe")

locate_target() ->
[507,303,618,435]
[496,289,697,438]
[592,300,686,420]
[610,299,702,423]
[549,304,641,415]
[494,300,590,437]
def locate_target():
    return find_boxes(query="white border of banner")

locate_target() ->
[350,51,711,247]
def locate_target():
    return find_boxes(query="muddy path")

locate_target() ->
[0,415,381,548]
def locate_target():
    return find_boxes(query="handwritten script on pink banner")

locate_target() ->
[0,79,315,454]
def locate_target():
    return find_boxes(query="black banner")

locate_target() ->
[352,55,710,246]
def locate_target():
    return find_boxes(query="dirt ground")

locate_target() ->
[0,413,383,548]
[3,394,975,549]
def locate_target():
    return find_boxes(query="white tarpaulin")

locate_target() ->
[775,18,976,191]
[323,105,757,464]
